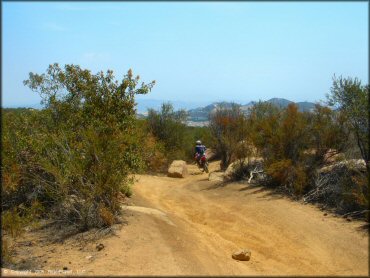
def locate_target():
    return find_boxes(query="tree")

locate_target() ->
[327,75,369,172]
[21,63,155,229]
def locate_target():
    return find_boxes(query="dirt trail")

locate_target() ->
[3,162,368,276]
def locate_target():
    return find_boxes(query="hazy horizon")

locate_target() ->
[3,2,368,108]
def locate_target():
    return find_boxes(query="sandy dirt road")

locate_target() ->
[124,162,368,276]
[2,162,368,276]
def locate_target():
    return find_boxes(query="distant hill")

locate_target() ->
[186,98,316,122]
[135,99,209,114]
[187,102,236,121]
[265,98,316,112]
[266,98,293,108]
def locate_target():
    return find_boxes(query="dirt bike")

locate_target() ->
[195,153,209,173]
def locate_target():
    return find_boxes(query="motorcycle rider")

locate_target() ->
[195,140,206,166]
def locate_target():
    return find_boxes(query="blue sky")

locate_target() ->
[2,1,368,108]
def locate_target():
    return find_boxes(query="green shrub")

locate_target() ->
[1,64,156,230]
[2,209,25,238]
[120,181,133,198]
[184,126,214,162]
[147,103,188,162]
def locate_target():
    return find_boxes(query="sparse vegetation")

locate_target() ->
[2,68,368,268]
[216,77,368,217]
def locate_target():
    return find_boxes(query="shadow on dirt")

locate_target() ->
[239,184,287,200]
[355,223,369,233]
[201,177,289,202]
[31,217,126,246]
[238,184,266,192]
[201,180,233,191]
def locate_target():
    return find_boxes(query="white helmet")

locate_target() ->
[196,140,202,145]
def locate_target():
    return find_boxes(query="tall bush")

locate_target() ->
[209,103,249,170]
[146,103,188,161]
[16,63,155,230]
[327,76,369,172]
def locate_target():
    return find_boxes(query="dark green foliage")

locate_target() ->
[2,64,155,231]
[184,126,214,161]
[147,103,188,160]
[2,108,52,211]
[146,103,214,166]
[147,103,186,162]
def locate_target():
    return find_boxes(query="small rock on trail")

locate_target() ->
[168,160,188,178]
[232,249,251,261]
[96,243,104,251]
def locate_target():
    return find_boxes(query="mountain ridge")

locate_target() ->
[186,98,317,122]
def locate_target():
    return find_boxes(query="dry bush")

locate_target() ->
[227,158,265,182]
[99,206,115,227]
[304,160,368,216]
[2,209,24,238]
[1,238,14,266]
[209,103,249,170]
[139,131,168,173]
[305,104,349,167]
[265,159,307,195]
